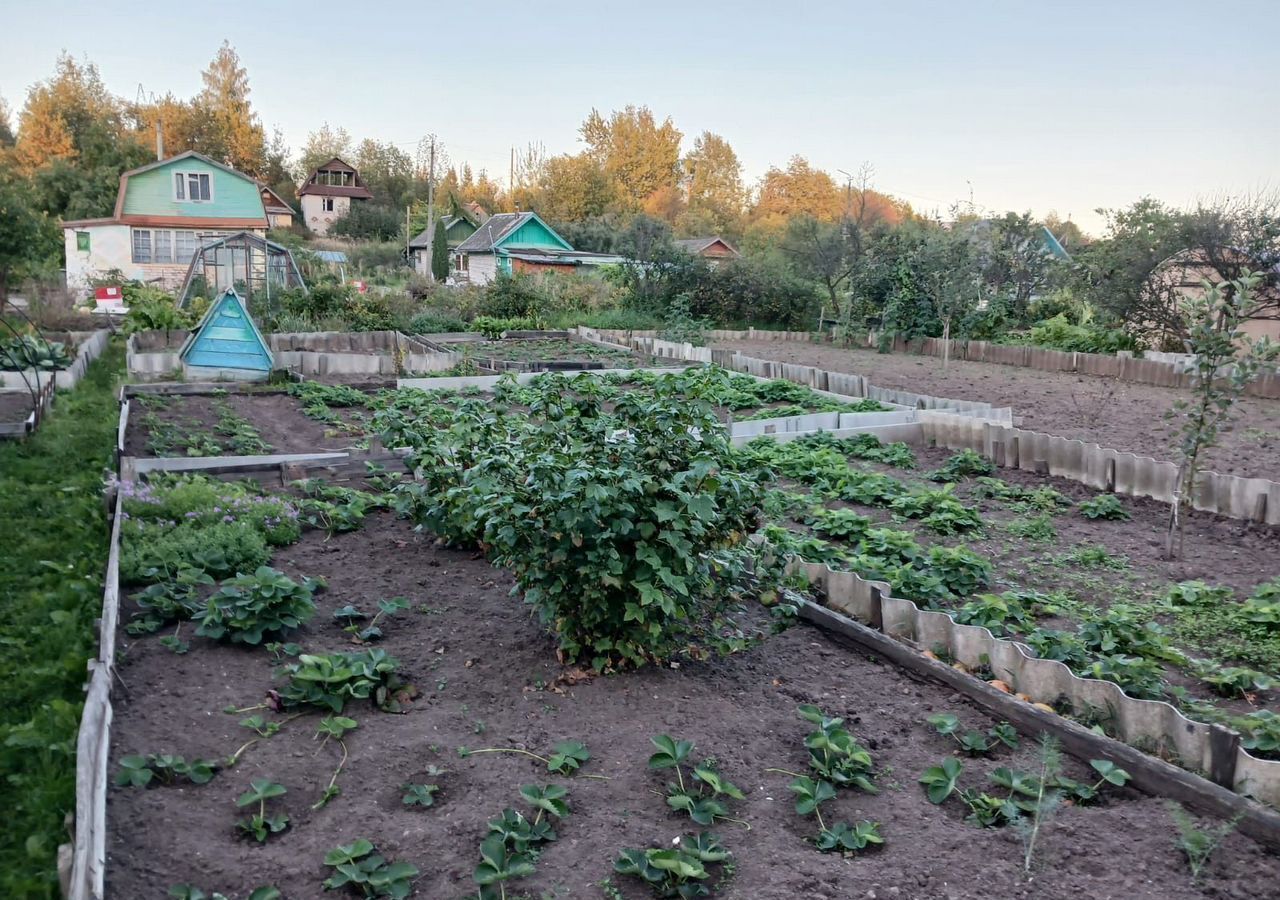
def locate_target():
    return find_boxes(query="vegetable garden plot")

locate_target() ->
[744,436,1280,745]
[122,370,897,461]
[106,492,1280,900]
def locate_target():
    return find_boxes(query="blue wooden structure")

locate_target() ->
[179,288,273,381]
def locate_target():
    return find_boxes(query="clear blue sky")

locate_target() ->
[4,0,1277,233]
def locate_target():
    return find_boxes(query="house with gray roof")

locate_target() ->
[450,211,624,284]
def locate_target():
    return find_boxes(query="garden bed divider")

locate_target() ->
[796,598,1280,850]
[0,329,110,393]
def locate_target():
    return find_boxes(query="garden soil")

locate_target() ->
[713,340,1280,479]
[107,509,1280,899]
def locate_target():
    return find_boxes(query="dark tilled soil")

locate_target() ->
[714,341,1280,479]
[107,510,1280,899]
[125,393,361,457]
[0,391,35,423]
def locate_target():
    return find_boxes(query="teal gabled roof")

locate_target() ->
[179,289,273,373]
[1040,226,1072,261]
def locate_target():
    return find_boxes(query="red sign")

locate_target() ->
[351,280,368,294]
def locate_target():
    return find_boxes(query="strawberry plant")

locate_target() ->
[648,735,748,828]
[459,739,595,776]
[195,567,323,645]
[807,508,872,542]
[473,783,572,898]
[796,705,877,792]
[333,597,409,642]
[322,839,419,898]
[121,520,270,586]
[115,754,217,787]
[815,820,884,854]
[401,783,439,807]
[839,433,917,468]
[927,713,1019,756]
[614,832,729,898]
[1078,494,1130,520]
[279,649,403,713]
[126,569,214,634]
[235,779,288,842]
[952,592,1036,636]
[312,715,357,809]
[929,449,994,482]
[890,485,982,534]
[919,758,963,804]
[924,545,993,598]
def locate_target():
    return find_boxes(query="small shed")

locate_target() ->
[179,288,274,381]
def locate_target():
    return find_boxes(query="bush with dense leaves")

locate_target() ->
[383,373,776,669]
[195,566,322,645]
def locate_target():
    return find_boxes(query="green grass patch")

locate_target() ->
[0,339,122,897]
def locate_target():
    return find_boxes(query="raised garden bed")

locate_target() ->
[105,478,1280,899]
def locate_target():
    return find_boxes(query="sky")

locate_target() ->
[3,0,1277,234]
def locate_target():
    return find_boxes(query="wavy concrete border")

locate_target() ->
[790,552,1280,807]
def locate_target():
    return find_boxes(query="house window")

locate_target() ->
[131,230,152,264]
[175,230,200,263]
[322,197,335,212]
[153,230,173,264]
[174,171,213,202]
[76,232,90,252]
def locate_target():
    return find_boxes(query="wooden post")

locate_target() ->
[868,585,884,632]
[1105,458,1117,493]
[1207,724,1240,790]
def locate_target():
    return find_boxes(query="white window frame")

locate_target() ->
[321,197,335,213]
[173,170,214,203]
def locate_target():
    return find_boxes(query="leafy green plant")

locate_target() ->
[814,820,884,854]
[614,832,730,898]
[1006,512,1058,542]
[322,839,419,898]
[807,507,873,542]
[919,758,963,804]
[120,520,270,586]
[473,782,572,898]
[1016,737,1064,871]
[952,592,1036,636]
[195,567,322,645]
[401,783,439,807]
[890,485,982,534]
[235,778,288,842]
[928,449,994,483]
[334,597,409,642]
[649,735,748,828]
[459,739,595,776]
[1078,494,1130,521]
[1166,802,1241,880]
[312,716,358,810]
[927,713,1019,756]
[796,704,877,793]
[839,433,917,468]
[279,649,403,713]
[115,754,218,787]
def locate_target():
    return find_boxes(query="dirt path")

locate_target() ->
[715,341,1280,479]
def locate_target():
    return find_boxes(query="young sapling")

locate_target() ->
[1166,801,1242,881]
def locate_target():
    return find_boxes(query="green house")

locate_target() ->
[179,289,273,381]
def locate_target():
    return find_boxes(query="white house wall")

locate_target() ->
[467,253,498,285]
[64,225,133,293]
[301,195,351,236]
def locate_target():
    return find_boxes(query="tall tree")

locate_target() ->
[14,54,129,174]
[354,138,414,206]
[298,123,353,179]
[680,131,745,236]
[0,179,55,308]
[528,153,615,221]
[752,156,843,226]
[197,41,266,173]
[0,96,14,147]
[782,215,857,308]
[579,105,681,210]
[431,218,449,281]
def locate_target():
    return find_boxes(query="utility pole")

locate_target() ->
[406,204,411,271]
[509,146,515,212]
[425,138,437,282]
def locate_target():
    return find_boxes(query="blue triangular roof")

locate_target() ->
[179,289,273,372]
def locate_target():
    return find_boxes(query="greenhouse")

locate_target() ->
[176,231,307,309]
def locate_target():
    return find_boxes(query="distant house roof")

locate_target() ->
[675,236,740,257]
[299,156,374,199]
[454,211,573,254]
[505,248,626,265]
[62,150,267,229]
[258,183,294,214]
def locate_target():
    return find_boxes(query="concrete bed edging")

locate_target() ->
[790,551,1280,812]
[796,598,1280,850]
